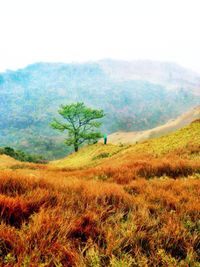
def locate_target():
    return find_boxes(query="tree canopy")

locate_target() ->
[51,102,105,152]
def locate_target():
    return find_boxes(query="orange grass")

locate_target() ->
[60,153,200,185]
[0,166,199,266]
[0,122,200,266]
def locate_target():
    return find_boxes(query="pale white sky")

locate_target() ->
[0,0,200,72]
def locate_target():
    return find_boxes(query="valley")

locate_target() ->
[0,60,199,159]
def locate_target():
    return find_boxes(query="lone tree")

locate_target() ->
[51,102,105,152]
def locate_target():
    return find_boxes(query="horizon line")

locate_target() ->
[1,58,200,74]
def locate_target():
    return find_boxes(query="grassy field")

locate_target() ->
[0,121,200,266]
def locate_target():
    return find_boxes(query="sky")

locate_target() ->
[0,0,200,72]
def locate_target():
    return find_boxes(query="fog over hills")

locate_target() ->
[0,59,199,159]
[99,59,200,93]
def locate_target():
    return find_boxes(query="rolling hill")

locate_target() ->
[51,118,200,169]
[0,60,200,159]
[106,105,200,144]
[0,155,20,169]
[0,120,199,266]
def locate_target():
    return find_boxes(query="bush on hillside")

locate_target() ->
[92,152,110,160]
[0,147,47,164]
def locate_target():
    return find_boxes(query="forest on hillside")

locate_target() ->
[0,61,199,159]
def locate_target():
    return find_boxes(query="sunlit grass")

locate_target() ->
[50,143,127,168]
[0,121,200,266]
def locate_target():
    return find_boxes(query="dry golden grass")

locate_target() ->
[0,121,200,266]
[50,143,125,169]
[0,155,20,169]
[0,166,199,266]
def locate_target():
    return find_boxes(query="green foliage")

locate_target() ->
[86,247,101,267]
[0,146,47,163]
[92,152,110,160]
[110,254,136,267]
[51,102,105,152]
[3,253,16,264]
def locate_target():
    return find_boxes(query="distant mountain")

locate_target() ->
[0,60,199,159]
[106,105,200,144]
[99,59,200,94]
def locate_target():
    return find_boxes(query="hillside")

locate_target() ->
[0,120,200,266]
[0,155,21,169]
[0,60,199,159]
[51,144,124,168]
[106,105,200,145]
[51,119,200,169]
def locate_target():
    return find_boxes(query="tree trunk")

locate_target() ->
[74,144,79,152]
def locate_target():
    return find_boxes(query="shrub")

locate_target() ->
[92,152,110,160]
[0,146,48,163]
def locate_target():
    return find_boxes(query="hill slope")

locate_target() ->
[0,121,200,266]
[51,119,200,169]
[0,60,199,159]
[106,105,200,144]
[0,155,20,169]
